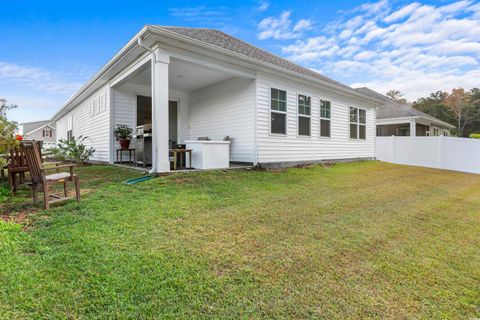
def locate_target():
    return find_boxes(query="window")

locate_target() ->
[67,115,73,141]
[432,127,439,136]
[443,130,449,136]
[298,94,311,136]
[320,100,331,137]
[42,129,53,138]
[350,107,366,140]
[271,88,287,134]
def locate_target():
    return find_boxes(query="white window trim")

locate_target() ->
[269,86,288,136]
[297,93,311,137]
[349,107,367,140]
[319,98,332,139]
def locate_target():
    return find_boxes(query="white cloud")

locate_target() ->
[352,68,480,101]
[257,11,312,40]
[6,94,63,123]
[0,62,82,94]
[257,0,270,12]
[354,51,377,60]
[168,6,230,22]
[259,0,480,100]
[293,19,312,32]
[384,2,420,23]
[283,36,339,61]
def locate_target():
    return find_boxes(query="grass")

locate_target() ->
[0,161,479,319]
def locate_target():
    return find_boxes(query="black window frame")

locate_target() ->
[298,94,311,136]
[270,87,287,135]
[350,107,366,140]
[320,99,331,138]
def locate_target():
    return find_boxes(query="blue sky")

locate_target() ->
[1,0,479,123]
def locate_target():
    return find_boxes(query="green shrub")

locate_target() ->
[0,185,10,202]
[469,133,480,139]
[50,135,95,163]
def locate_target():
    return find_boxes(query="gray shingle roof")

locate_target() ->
[22,120,54,134]
[151,26,365,95]
[354,87,454,128]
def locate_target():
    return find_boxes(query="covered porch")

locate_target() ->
[110,48,255,173]
[376,117,431,137]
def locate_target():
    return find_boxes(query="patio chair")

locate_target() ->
[6,141,60,192]
[6,146,29,192]
[1,152,8,182]
[21,141,80,209]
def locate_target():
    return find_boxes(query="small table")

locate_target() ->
[170,149,192,170]
[116,148,136,165]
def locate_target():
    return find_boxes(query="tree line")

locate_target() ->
[386,88,480,137]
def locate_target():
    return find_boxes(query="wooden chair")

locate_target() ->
[5,141,59,192]
[6,146,29,192]
[21,141,80,209]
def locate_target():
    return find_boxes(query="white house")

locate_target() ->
[21,120,56,149]
[51,26,381,173]
[355,88,455,137]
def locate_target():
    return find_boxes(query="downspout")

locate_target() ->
[137,37,157,174]
[137,37,154,55]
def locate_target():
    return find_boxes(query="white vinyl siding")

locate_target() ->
[55,84,111,162]
[23,126,56,142]
[256,72,375,164]
[112,82,151,153]
[189,77,255,163]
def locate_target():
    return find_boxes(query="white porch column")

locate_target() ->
[151,48,170,173]
[410,119,416,137]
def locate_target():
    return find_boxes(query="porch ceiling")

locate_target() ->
[129,58,235,92]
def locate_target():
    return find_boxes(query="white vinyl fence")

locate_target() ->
[376,136,480,174]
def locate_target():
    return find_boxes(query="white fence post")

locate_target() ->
[391,135,395,162]
[437,136,443,169]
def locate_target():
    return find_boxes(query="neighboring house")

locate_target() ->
[355,87,455,137]
[51,25,381,173]
[21,120,56,149]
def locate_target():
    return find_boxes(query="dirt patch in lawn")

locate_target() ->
[0,208,38,227]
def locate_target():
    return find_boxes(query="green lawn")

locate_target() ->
[0,162,479,319]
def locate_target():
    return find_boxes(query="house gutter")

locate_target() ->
[51,27,151,122]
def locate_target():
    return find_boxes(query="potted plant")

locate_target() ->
[114,125,133,149]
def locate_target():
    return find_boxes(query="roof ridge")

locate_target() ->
[150,25,213,31]
[152,25,357,93]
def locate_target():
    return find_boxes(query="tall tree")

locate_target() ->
[386,89,408,104]
[442,88,472,137]
[413,91,455,126]
[0,98,18,153]
[464,88,480,136]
